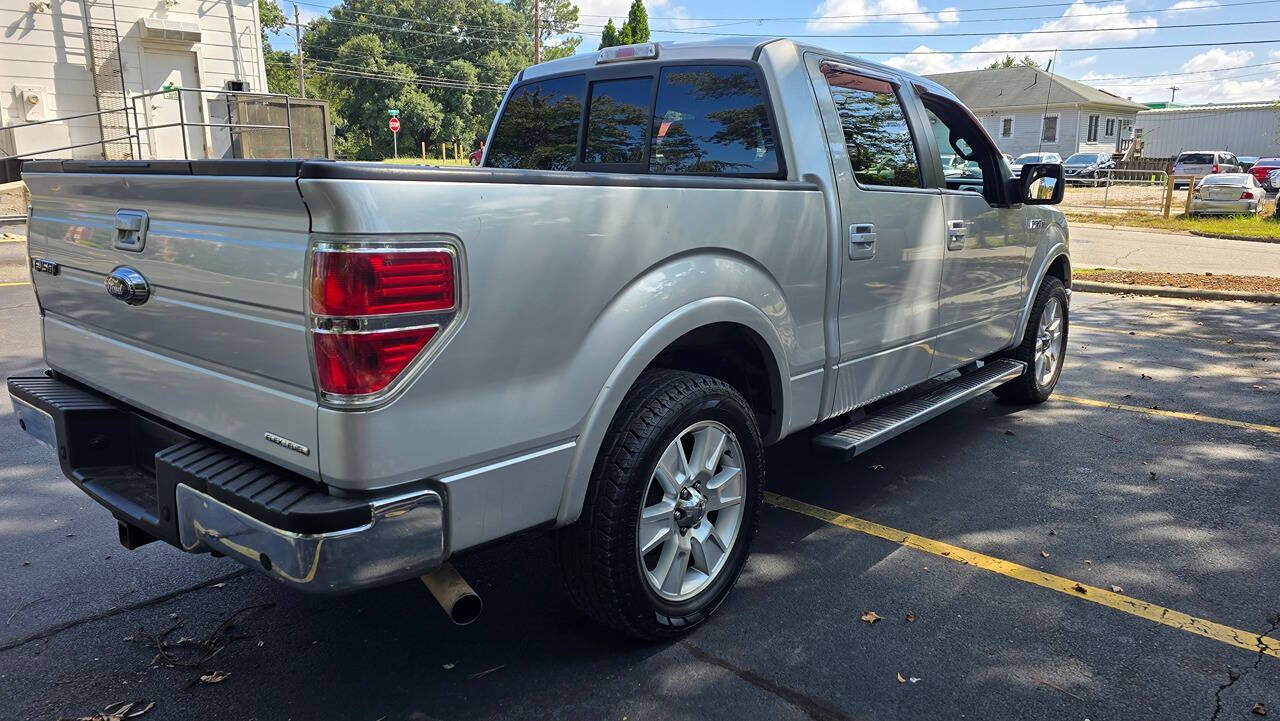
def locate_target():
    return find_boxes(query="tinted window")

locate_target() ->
[488,75,584,170]
[584,77,651,165]
[822,66,921,188]
[1178,153,1214,165]
[649,66,778,175]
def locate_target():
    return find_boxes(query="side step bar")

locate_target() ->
[813,359,1026,461]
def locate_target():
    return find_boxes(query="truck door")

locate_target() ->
[917,94,1030,372]
[807,57,945,415]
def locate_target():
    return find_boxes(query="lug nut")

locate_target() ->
[680,488,691,499]
[675,509,685,519]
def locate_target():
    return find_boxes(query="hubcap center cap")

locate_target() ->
[675,488,707,531]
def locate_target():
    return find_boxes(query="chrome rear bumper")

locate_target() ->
[177,485,445,595]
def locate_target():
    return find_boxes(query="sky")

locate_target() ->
[278,0,1280,105]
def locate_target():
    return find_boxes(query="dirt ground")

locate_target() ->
[0,185,26,216]
[1077,268,1280,293]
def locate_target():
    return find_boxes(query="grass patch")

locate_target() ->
[381,157,472,167]
[1065,204,1280,240]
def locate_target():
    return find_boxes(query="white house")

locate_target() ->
[0,0,271,164]
[928,66,1147,159]
[1133,102,1280,159]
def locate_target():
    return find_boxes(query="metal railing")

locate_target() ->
[0,87,298,162]
[1060,168,1170,214]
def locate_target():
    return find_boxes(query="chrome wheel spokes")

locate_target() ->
[637,421,746,602]
[1034,296,1065,387]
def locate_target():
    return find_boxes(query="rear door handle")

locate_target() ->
[947,220,966,251]
[848,223,876,260]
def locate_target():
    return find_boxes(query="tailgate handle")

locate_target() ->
[114,209,149,252]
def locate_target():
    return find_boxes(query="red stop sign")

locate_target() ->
[388,116,401,133]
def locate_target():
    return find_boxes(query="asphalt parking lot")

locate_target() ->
[1,281,1277,721]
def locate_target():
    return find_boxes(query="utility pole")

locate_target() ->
[1168,85,1179,104]
[533,0,541,64]
[293,2,305,98]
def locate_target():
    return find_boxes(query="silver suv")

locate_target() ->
[1174,150,1244,188]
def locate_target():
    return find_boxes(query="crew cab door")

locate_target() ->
[807,57,945,415]
[917,94,1030,371]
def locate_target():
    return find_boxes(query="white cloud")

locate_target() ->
[807,0,959,32]
[884,1,1157,76]
[1180,48,1252,72]
[1168,0,1219,10]
[1073,55,1098,67]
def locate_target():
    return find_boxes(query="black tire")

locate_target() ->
[993,276,1068,403]
[553,369,765,640]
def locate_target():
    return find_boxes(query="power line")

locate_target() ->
[1078,59,1280,82]
[305,63,508,92]
[850,38,1280,54]
[575,0,1192,21]
[306,57,507,89]
[608,18,1280,39]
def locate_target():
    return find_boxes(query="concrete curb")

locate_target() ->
[1073,279,1280,303]
[1188,230,1280,244]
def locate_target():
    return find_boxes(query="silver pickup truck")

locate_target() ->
[9,39,1069,639]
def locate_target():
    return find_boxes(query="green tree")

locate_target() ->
[617,22,633,45]
[623,0,648,43]
[259,0,306,95]
[986,54,1042,70]
[600,18,617,48]
[508,0,582,61]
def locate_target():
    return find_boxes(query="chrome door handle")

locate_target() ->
[947,220,966,250]
[849,223,876,260]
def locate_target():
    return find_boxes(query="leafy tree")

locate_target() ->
[623,0,649,43]
[508,0,582,61]
[600,18,617,48]
[617,23,633,45]
[986,54,1042,70]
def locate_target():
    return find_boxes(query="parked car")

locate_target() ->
[1062,152,1115,184]
[1010,152,1062,177]
[469,148,483,166]
[1189,173,1265,215]
[1249,157,1280,191]
[1173,150,1244,188]
[9,39,1071,640]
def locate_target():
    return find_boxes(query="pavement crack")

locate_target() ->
[0,569,250,653]
[680,641,855,721]
[1207,613,1279,721]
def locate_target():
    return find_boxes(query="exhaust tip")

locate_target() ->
[449,592,483,626]
[421,563,483,626]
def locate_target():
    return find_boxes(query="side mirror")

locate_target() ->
[1020,163,1064,205]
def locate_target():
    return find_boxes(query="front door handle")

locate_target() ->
[947,220,966,251]
[849,223,876,260]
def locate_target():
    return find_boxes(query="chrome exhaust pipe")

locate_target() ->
[420,563,482,625]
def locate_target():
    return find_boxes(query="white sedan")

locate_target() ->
[1189,173,1266,215]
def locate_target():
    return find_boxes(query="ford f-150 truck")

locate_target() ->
[8,38,1070,639]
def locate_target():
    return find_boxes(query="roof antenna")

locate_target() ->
[1037,51,1058,154]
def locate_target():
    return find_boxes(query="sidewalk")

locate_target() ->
[1070,222,1280,278]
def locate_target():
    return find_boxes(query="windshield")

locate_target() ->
[1065,153,1101,164]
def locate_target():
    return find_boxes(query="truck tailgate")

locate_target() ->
[23,164,319,475]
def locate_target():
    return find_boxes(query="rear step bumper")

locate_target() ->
[8,374,445,595]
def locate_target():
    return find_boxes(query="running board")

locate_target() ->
[813,359,1026,461]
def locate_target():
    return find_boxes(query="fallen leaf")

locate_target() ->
[198,671,230,685]
[1110,585,1123,593]
[1072,583,1088,594]
[1252,702,1267,716]
[1048,529,1056,536]
[212,583,226,589]
[860,611,882,624]
[1140,373,1152,380]
[1122,394,1132,399]
[1085,560,1093,565]
[1149,471,1159,480]
[1041,551,1050,558]
[940,551,951,557]
[443,663,455,670]
[1226,339,1234,345]
[905,613,917,623]
[168,613,178,619]
[909,677,921,683]
[897,672,906,683]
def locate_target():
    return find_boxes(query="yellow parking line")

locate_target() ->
[1055,394,1280,435]
[1073,324,1273,351]
[764,492,1280,659]
[0,280,31,287]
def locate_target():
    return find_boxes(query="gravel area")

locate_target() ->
[1077,269,1280,293]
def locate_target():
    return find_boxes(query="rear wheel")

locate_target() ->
[554,370,764,640]
[993,276,1068,403]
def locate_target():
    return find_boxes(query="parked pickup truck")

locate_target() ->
[9,39,1069,639]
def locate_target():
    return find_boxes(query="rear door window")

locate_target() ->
[487,74,585,170]
[649,65,779,176]
[583,77,652,165]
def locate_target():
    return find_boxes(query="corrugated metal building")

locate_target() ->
[1134,102,1280,158]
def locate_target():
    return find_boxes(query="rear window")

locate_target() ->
[1177,153,1214,165]
[584,77,652,165]
[648,66,779,176]
[487,74,585,170]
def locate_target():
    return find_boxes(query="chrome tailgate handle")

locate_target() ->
[848,223,876,261]
[947,219,966,250]
[114,209,149,252]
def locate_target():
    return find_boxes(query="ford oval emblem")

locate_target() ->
[105,267,150,306]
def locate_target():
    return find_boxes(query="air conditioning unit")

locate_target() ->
[138,17,202,43]
[224,80,250,92]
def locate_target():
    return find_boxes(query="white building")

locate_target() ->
[0,0,271,164]
[1133,102,1280,159]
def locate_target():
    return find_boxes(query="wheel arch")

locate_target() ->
[1012,240,1070,347]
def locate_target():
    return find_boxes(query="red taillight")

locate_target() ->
[310,249,454,316]
[314,327,439,395]
[1241,191,1255,200]
[1212,164,1219,173]
[309,243,457,399]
